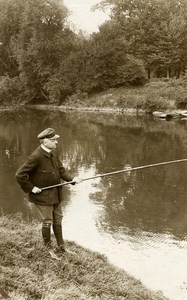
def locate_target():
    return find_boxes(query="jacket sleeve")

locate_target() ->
[15,154,38,193]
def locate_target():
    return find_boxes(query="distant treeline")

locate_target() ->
[0,0,186,105]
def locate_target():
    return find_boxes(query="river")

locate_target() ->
[0,108,187,300]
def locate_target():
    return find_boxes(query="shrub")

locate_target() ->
[65,91,88,105]
[175,98,187,109]
[0,76,22,106]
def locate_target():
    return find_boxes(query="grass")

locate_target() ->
[2,78,187,115]
[0,77,187,115]
[62,78,187,113]
[0,213,168,300]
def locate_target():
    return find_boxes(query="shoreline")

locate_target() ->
[26,104,187,115]
[0,103,187,118]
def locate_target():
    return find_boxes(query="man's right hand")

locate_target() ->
[32,186,42,194]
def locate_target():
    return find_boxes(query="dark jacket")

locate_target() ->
[16,146,74,205]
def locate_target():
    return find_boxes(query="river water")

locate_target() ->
[0,108,187,300]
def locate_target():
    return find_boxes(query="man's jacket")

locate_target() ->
[16,146,74,205]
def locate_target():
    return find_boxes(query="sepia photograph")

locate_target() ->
[0,0,187,299]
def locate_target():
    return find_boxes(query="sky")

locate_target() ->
[63,0,110,34]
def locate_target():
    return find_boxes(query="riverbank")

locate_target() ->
[0,213,168,300]
[61,79,187,113]
[27,79,187,116]
[0,79,187,115]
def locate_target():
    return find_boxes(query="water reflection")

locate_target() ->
[0,109,187,300]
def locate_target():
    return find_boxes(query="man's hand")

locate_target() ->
[73,177,83,184]
[32,186,42,194]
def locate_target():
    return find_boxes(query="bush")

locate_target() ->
[175,98,187,109]
[65,91,88,105]
[0,76,22,106]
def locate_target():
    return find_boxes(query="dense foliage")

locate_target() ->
[0,0,186,105]
[96,0,187,79]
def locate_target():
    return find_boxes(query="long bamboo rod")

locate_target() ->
[40,158,187,191]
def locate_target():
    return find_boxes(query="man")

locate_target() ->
[16,127,81,254]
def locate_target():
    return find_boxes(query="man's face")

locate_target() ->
[44,138,58,150]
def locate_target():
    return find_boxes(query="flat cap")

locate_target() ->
[37,128,60,139]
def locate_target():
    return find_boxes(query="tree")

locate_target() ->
[0,0,24,76]
[76,21,146,93]
[96,0,187,78]
[12,0,72,103]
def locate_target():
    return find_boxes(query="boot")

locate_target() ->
[42,223,51,248]
[53,224,65,253]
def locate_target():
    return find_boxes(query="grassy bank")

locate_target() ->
[0,79,187,115]
[0,214,168,300]
[63,79,187,113]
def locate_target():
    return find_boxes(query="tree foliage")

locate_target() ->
[0,0,23,76]
[12,0,72,102]
[96,0,187,78]
[76,22,146,92]
[0,0,186,105]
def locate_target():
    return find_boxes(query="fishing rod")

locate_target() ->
[41,158,187,191]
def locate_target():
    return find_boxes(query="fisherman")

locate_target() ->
[15,128,82,254]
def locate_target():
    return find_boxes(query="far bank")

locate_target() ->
[59,79,187,114]
[0,79,187,116]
